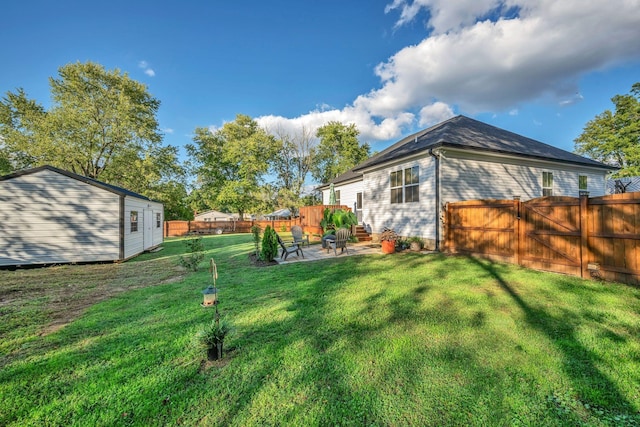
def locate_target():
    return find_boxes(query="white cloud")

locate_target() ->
[509,109,519,116]
[138,60,155,77]
[419,102,455,127]
[559,92,584,107]
[256,0,640,143]
[163,128,174,134]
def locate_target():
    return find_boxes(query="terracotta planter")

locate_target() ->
[381,240,396,254]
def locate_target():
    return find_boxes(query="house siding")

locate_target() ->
[363,156,437,244]
[0,169,121,266]
[322,181,363,210]
[440,150,608,204]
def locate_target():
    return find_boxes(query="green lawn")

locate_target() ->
[1,234,639,426]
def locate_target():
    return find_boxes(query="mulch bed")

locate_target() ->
[248,253,278,267]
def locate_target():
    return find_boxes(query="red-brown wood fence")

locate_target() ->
[165,204,352,239]
[298,204,351,236]
[445,193,640,286]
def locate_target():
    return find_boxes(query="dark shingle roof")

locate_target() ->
[0,165,155,201]
[353,115,615,172]
[318,168,363,189]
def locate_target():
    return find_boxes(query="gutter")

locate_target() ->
[428,148,440,251]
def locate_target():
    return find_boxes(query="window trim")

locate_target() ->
[404,166,420,203]
[542,172,553,196]
[579,175,588,191]
[390,170,403,204]
[130,211,139,233]
[156,212,161,228]
[390,166,419,204]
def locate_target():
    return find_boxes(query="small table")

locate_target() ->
[322,234,336,250]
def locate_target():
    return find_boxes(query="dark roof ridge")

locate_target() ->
[354,115,614,172]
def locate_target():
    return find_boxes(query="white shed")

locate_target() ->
[0,165,164,266]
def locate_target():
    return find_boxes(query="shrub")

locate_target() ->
[261,226,279,262]
[250,224,261,256]
[179,236,205,271]
[195,319,231,348]
[321,208,358,232]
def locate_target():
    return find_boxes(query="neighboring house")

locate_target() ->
[319,115,616,250]
[194,210,238,221]
[0,165,164,267]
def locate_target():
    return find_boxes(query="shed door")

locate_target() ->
[143,209,153,250]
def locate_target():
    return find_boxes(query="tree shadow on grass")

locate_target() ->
[467,256,639,422]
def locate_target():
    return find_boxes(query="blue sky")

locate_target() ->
[2,0,640,168]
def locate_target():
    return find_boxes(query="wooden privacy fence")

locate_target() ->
[445,193,640,286]
[165,205,352,238]
[299,204,350,236]
[164,219,300,237]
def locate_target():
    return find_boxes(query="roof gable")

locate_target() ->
[0,165,153,201]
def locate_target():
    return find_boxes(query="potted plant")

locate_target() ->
[380,228,398,254]
[408,236,424,252]
[196,319,231,360]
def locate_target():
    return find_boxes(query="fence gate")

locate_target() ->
[519,197,582,277]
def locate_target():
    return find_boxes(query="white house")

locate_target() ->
[319,116,616,249]
[0,165,164,267]
[194,210,238,221]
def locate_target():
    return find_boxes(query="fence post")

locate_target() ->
[580,193,590,279]
[513,196,521,265]
[517,197,526,268]
[445,202,451,252]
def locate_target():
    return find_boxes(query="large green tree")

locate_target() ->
[311,121,370,184]
[187,114,279,219]
[270,125,314,213]
[574,82,640,176]
[0,88,48,173]
[0,61,188,216]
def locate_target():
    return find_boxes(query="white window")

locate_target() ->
[335,190,341,205]
[404,166,419,203]
[391,166,419,204]
[579,175,588,191]
[156,213,161,228]
[130,211,138,232]
[390,170,403,204]
[542,172,553,196]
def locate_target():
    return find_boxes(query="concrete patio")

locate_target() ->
[276,241,382,264]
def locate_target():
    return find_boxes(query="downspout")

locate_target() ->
[428,148,440,251]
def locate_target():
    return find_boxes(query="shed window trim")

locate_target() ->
[130,211,139,233]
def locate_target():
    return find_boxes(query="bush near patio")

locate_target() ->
[1,234,639,426]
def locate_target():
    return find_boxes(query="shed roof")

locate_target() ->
[0,165,155,201]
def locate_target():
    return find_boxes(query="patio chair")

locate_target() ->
[276,233,304,261]
[329,228,350,255]
[291,225,310,247]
